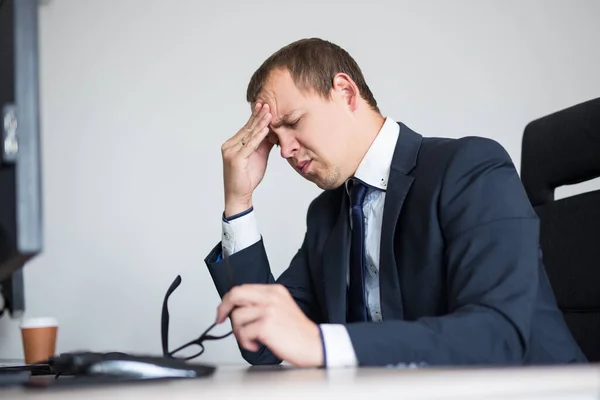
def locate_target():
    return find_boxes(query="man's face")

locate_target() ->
[254,68,356,190]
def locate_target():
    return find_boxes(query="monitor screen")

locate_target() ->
[0,0,42,318]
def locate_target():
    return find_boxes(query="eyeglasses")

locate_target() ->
[161,274,233,360]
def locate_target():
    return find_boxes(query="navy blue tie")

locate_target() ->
[347,179,369,323]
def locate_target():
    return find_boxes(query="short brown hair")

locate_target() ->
[246,38,380,113]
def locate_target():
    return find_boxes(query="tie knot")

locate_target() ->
[349,179,368,207]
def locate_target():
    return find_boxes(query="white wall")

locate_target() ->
[1,0,599,364]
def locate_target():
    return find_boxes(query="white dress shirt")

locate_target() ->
[221,117,400,367]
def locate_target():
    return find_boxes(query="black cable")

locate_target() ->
[0,363,51,374]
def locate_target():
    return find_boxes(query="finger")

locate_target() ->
[239,108,271,147]
[221,103,262,149]
[222,104,268,151]
[255,136,275,159]
[246,341,260,352]
[221,137,244,154]
[238,103,267,142]
[251,101,263,115]
[216,285,270,323]
[246,102,263,128]
[221,135,246,153]
[231,306,263,333]
[236,319,263,353]
[239,121,272,158]
[247,103,270,132]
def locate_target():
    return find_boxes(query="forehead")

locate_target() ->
[254,68,313,115]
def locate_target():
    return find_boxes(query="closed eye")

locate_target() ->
[284,118,301,129]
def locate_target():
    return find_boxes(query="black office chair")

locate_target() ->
[521,97,600,362]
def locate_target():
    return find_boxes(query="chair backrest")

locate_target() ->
[521,97,600,362]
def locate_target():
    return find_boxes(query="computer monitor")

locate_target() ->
[0,0,42,318]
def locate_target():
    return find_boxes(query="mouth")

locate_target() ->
[297,160,311,175]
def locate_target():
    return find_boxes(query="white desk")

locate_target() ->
[2,364,600,399]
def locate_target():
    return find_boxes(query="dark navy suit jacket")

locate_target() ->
[205,122,587,366]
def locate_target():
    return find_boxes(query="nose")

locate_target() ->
[279,135,299,159]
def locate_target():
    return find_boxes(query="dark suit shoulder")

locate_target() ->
[430,136,533,237]
[413,136,515,191]
[407,135,512,190]
[427,136,518,193]
[420,135,512,168]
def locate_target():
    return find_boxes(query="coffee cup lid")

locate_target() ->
[20,317,59,329]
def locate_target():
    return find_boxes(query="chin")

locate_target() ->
[312,172,344,190]
[313,181,331,190]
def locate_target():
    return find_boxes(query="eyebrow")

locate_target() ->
[270,110,301,129]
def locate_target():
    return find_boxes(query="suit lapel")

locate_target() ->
[379,122,423,321]
[322,191,350,323]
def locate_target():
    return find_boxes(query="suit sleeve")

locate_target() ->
[345,137,540,366]
[205,232,323,365]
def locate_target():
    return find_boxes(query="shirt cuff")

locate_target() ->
[221,209,261,257]
[223,206,254,222]
[318,324,358,368]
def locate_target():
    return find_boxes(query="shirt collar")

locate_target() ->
[346,116,400,193]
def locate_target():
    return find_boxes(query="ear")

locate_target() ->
[331,73,359,112]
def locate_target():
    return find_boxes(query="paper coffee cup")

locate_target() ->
[20,317,58,364]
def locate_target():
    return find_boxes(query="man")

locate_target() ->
[204,38,586,368]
